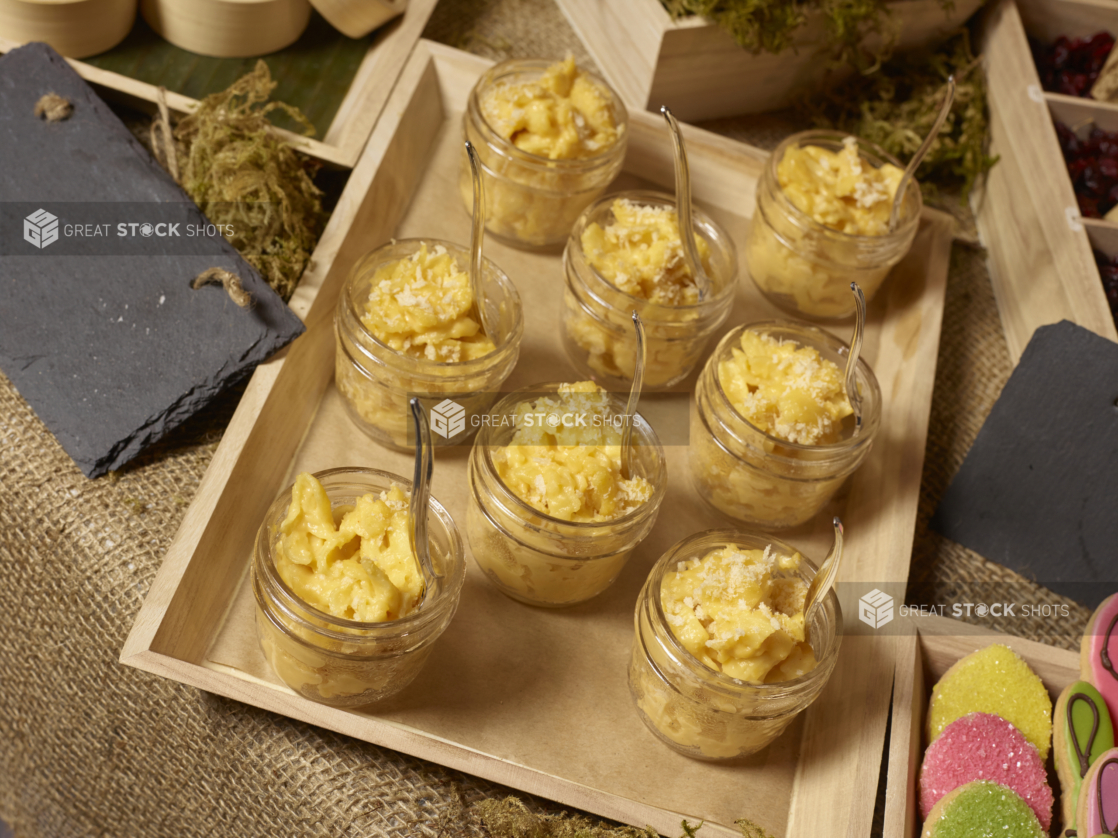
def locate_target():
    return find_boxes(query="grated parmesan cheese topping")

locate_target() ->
[360,243,495,364]
[579,198,713,305]
[492,381,653,523]
[660,544,817,684]
[717,330,853,445]
[775,135,905,236]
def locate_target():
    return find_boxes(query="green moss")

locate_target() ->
[662,0,958,69]
[170,60,326,301]
[803,30,997,197]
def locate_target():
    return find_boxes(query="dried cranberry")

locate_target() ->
[1034,31,1116,96]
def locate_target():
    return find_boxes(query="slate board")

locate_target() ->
[931,320,1118,608]
[0,43,305,478]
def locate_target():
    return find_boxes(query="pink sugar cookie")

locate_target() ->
[919,712,1053,829]
[1082,594,1118,725]
[1076,747,1118,837]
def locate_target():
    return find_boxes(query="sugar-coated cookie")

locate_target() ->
[1075,747,1118,837]
[1054,681,1115,832]
[921,780,1047,838]
[919,712,1052,828]
[927,643,1053,762]
[1081,594,1118,726]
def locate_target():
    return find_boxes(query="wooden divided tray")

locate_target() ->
[0,0,437,168]
[975,0,1118,365]
[121,40,954,837]
[885,615,1082,837]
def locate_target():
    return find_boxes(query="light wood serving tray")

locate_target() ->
[0,0,435,168]
[885,614,1081,837]
[974,0,1118,365]
[121,40,955,837]
[555,0,982,122]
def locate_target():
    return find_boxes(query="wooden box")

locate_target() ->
[885,614,1081,837]
[0,0,437,168]
[974,0,1118,364]
[119,39,956,837]
[555,0,983,122]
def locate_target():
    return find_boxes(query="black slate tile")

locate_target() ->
[931,320,1118,608]
[0,43,305,477]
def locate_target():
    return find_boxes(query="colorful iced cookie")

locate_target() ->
[921,781,1047,838]
[1081,594,1118,725]
[1055,681,1116,831]
[927,643,1053,762]
[919,712,1053,828]
[1075,747,1118,837]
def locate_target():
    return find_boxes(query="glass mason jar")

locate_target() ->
[466,383,667,607]
[629,529,843,760]
[561,190,738,391]
[690,321,881,529]
[334,238,523,451]
[460,58,629,248]
[746,130,922,320]
[252,467,466,708]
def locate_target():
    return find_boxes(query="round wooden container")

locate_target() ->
[141,0,311,58]
[309,0,404,38]
[0,0,137,58]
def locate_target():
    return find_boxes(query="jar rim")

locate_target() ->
[467,57,630,172]
[646,528,843,692]
[566,189,738,315]
[340,237,524,374]
[473,382,668,531]
[767,129,923,240]
[709,320,882,455]
[256,466,465,637]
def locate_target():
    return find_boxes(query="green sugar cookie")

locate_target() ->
[926,644,1052,762]
[921,781,1047,838]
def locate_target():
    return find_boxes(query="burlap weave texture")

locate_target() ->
[0,1,1095,836]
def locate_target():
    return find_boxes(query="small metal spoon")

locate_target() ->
[844,282,867,436]
[660,106,712,300]
[803,517,844,640]
[621,310,646,478]
[408,398,441,601]
[888,75,956,233]
[464,140,496,338]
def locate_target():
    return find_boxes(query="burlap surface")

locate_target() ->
[0,1,1097,836]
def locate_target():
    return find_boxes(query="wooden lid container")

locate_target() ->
[0,0,137,58]
[140,0,311,58]
[309,0,404,38]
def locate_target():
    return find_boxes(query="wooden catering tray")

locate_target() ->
[884,614,1081,837]
[0,0,437,169]
[121,41,954,837]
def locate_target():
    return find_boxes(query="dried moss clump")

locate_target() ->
[170,60,326,301]
[475,798,659,837]
[804,30,998,197]
[663,0,956,71]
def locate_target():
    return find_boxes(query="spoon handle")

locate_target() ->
[622,310,646,478]
[465,141,495,338]
[845,282,866,436]
[888,75,956,232]
[805,517,844,623]
[408,398,439,589]
[660,106,711,300]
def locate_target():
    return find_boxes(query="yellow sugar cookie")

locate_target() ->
[926,643,1052,762]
